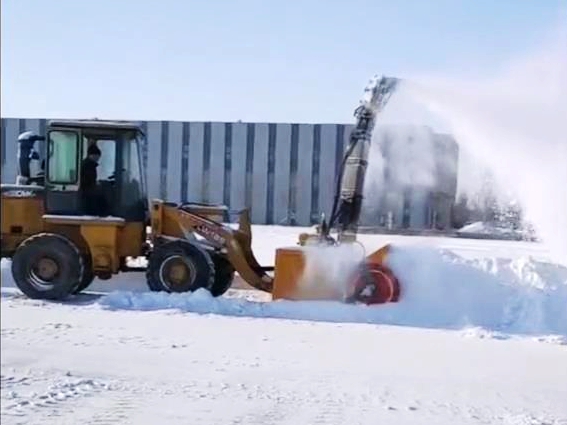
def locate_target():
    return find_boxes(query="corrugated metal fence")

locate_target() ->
[1,118,355,226]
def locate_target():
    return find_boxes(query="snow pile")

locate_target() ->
[458,221,520,237]
[97,245,567,337]
[458,222,493,234]
[385,246,567,335]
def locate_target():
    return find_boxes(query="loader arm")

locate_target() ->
[152,201,274,292]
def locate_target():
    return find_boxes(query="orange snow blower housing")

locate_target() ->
[0,76,401,305]
[271,244,400,304]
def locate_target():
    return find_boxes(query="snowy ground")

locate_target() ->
[2,225,567,424]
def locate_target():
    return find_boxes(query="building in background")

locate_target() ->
[1,118,459,229]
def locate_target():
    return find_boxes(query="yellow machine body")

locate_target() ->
[1,187,145,277]
[1,189,45,254]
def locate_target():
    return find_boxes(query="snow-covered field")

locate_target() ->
[2,225,567,424]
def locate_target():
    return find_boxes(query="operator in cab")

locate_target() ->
[79,144,109,216]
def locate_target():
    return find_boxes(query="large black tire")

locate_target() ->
[146,240,214,293]
[11,233,84,301]
[210,254,235,297]
[73,255,95,294]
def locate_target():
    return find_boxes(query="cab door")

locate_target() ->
[44,128,82,215]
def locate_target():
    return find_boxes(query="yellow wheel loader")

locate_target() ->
[0,75,401,304]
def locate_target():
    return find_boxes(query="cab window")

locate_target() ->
[120,132,145,209]
[47,130,79,184]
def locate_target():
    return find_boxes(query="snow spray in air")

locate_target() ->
[360,121,445,227]
[392,20,567,264]
[297,243,365,299]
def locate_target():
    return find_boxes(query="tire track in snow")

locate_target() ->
[0,375,113,423]
[81,386,145,425]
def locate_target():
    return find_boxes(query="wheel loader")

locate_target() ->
[0,75,401,304]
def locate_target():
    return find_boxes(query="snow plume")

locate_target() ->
[400,18,567,264]
[363,128,386,201]
[361,121,455,225]
[297,243,365,299]
[372,124,438,189]
[359,80,461,226]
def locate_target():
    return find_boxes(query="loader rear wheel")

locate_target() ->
[146,240,214,293]
[11,233,84,301]
[210,255,235,297]
[73,255,95,294]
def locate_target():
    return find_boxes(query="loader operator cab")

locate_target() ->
[43,120,148,222]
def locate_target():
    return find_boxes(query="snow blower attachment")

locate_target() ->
[271,75,401,305]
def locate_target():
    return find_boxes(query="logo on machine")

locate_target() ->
[195,225,226,245]
[2,189,37,198]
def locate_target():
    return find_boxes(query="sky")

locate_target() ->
[1,0,566,123]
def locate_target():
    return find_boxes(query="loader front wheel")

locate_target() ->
[146,240,214,293]
[11,233,84,301]
[210,254,235,297]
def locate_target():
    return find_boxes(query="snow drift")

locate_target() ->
[457,221,533,241]
[93,246,567,338]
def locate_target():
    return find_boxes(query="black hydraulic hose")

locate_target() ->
[327,130,360,231]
